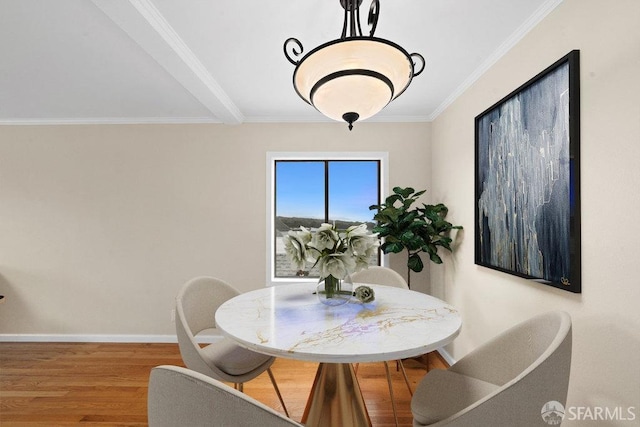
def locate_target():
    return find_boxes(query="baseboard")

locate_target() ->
[436,347,456,366]
[0,334,457,361]
[0,334,221,344]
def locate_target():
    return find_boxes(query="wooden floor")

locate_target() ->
[0,342,447,426]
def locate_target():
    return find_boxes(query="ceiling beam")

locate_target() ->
[91,0,243,124]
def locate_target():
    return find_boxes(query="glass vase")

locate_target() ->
[316,274,353,306]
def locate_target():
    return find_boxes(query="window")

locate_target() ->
[267,152,388,285]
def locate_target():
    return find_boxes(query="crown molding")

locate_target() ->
[0,117,222,126]
[0,116,430,126]
[244,115,430,124]
[428,0,564,121]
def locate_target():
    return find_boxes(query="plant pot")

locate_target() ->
[316,274,353,306]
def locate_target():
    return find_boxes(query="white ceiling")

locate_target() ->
[0,0,562,126]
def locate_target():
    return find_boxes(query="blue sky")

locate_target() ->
[276,161,378,222]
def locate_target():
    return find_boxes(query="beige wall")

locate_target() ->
[430,0,640,421]
[2,0,639,419]
[0,122,431,338]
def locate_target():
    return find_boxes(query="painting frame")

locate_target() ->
[474,50,581,293]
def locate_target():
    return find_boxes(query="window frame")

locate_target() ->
[266,152,389,287]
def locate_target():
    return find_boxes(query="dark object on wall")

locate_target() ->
[475,50,581,293]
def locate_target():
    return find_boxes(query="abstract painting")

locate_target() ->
[475,50,581,293]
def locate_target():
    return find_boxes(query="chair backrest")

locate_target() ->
[428,311,572,426]
[148,365,302,427]
[351,266,408,289]
[175,276,239,375]
[449,311,572,387]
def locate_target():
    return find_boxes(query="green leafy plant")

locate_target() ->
[369,187,462,288]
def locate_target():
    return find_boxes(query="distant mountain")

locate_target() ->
[275,216,376,233]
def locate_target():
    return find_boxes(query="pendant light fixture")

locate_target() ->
[284,0,425,130]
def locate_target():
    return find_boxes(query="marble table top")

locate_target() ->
[215,282,462,363]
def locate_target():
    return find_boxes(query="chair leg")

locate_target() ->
[383,361,399,427]
[267,367,290,418]
[397,359,413,396]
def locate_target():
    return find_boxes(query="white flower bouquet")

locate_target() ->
[283,223,379,300]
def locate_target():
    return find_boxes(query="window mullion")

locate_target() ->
[324,160,330,223]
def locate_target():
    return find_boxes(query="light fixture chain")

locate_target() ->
[355,3,363,37]
[341,4,349,38]
[341,0,365,39]
[349,0,357,37]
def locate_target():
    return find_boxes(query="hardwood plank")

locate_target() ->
[0,342,447,426]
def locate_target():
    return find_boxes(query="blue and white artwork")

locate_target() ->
[475,51,580,292]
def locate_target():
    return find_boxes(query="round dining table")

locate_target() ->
[215,282,462,427]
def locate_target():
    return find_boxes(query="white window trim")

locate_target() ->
[266,152,389,287]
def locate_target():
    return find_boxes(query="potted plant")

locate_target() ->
[369,187,462,288]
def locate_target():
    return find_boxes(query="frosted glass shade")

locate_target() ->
[293,38,414,123]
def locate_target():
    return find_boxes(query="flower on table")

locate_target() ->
[317,253,356,281]
[282,227,312,271]
[354,285,375,303]
[310,223,338,252]
[283,222,379,280]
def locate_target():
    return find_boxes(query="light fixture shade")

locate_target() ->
[293,38,414,122]
[284,0,425,130]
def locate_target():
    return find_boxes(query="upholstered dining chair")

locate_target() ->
[148,365,302,427]
[351,266,413,426]
[411,311,572,426]
[175,276,289,417]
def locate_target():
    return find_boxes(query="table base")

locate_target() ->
[301,363,371,427]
